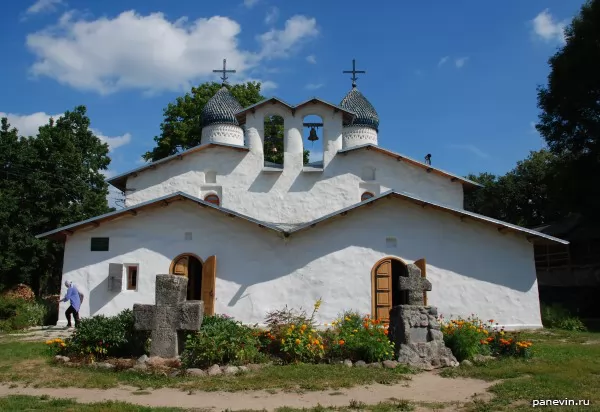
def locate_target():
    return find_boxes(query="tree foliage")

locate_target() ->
[536,0,600,217]
[465,150,567,227]
[468,1,600,226]
[0,106,111,295]
[143,81,309,164]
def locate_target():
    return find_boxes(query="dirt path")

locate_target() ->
[0,326,73,342]
[0,373,495,411]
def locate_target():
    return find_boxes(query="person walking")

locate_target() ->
[61,280,81,328]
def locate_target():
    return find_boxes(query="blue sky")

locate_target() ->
[0,0,584,206]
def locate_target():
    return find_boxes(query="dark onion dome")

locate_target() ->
[201,86,243,127]
[339,88,379,131]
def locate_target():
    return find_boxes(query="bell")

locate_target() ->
[308,127,319,142]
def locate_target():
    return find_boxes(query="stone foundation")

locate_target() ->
[389,305,457,369]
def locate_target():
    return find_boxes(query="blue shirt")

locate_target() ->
[62,285,81,312]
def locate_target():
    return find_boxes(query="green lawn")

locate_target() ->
[0,395,416,412]
[442,329,600,411]
[0,341,411,392]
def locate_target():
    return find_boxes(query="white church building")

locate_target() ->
[38,61,567,329]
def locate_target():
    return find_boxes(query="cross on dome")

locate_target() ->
[213,59,236,85]
[343,59,366,88]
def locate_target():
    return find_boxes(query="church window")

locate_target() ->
[91,237,109,251]
[204,194,220,206]
[126,265,138,291]
[264,115,284,166]
[361,192,375,201]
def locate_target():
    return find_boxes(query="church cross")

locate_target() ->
[343,59,366,88]
[398,265,432,306]
[133,274,203,358]
[213,59,236,85]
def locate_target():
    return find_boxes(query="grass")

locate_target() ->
[0,395,186,411]
[0,341,411,392]
[441,329,600,411]
[0,395,415,412]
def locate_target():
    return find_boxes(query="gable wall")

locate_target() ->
[59,198,541,330]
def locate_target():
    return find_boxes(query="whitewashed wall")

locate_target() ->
[124,145,464,225]
[58,198,542,330]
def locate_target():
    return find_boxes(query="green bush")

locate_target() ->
[181,314,263,368]
[440,316,490,361]
[541,303,587,331]
[0,296,47,332]
[325,311,394,363]
[64,309,149,360]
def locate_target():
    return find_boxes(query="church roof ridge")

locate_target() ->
[338,144,483,189]
[234,96,356,125]
[106,142,249,192]
[37,190,568,246]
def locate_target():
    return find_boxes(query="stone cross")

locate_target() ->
[399,264,432,306]
[133,274,203,358]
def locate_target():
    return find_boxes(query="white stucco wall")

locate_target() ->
[125,142,464,225]
[58,198,542,330]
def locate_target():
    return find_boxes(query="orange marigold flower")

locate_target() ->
[384,330,389,335]
[295,338,301,345]
[338,339,345,346]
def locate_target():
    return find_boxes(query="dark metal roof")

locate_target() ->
[201,86,243,127]
[339,88,379,131]
[38,190,567,245]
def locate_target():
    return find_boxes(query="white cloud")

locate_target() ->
[265,7,279,25]
[26,11,316,94]
[258,15,318,59]
[243,0,260,8]
[438,56,449,67]
[26,0,62,15]
[305,83,323,90]
[0,111,131,151]
[532,9,567,44]
[455,57,469,68]
[448,144,489,159]
[306,54,317,64]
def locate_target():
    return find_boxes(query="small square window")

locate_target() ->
[91,237,109,251]
[126,265,138,291]
[386,237,397,248]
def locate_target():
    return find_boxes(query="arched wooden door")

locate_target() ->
[169,254,217,316]
[372,259,393,324]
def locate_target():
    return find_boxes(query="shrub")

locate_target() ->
[64,309,149,361]
[181,314,263,368]
[0,296,47,332]
[541,303,587,331]
[440,316,491,361]
[326,311,394,363]
[263,299,325,363]
[1,284,35,302]
[440,315,534,360]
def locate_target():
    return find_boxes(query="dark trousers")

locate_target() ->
[65,305,80,327]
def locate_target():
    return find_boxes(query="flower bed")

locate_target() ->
[439,315,533,362]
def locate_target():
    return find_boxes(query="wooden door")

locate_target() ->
[172,256,189,277]
[414,258,427,306]
[201,255,217,316]
[373,259,392,323]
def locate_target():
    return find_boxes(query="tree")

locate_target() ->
[143,81,310,164]
[464,150,567,227]
[536,0,600,218]
[0,106,112,295]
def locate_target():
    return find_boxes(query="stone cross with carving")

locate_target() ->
[133,274,203,358]
[399,264,432,306]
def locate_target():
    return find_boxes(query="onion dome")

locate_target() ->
[201,86,243,127]
[339,88,379,132]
